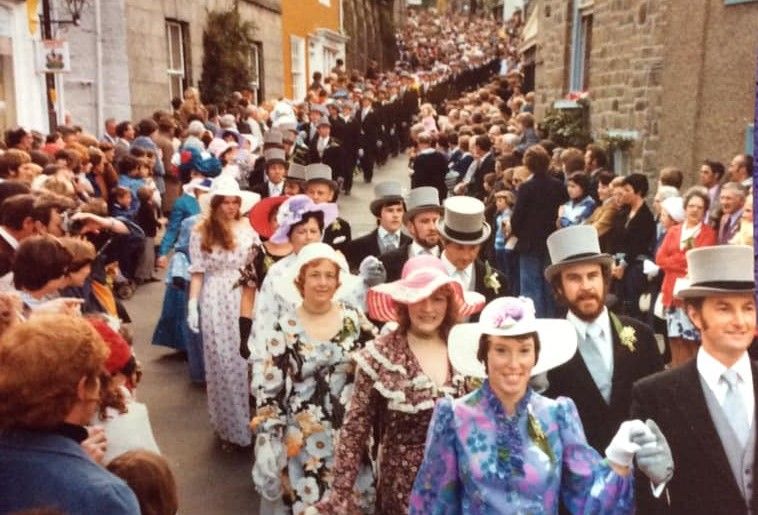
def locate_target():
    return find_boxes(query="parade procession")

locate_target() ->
[0,0,757,513]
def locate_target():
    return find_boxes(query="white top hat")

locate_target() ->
[544,225,613,281]
[676,245,755,298]
[448,296,577,379]
[370,181,405,217]
[436,196,490,245]
[404,186,443,222]
[200,175,260,215]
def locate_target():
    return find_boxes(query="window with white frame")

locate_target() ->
[249,42,264,104]
[166,20,188,101]
[291,35,306,100]
[569,0,593,92]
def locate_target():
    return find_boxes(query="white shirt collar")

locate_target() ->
[0,226,19,250]
[567,307,614,370]
[377,226,400,241]
[267,180,283,194]
[441,252,474,288]
[410,241,440,258]
[697,347,754,424]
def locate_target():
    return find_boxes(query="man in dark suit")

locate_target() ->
[303,163,351,252]
[437,196,508,321]
[411,132,448,204]
[632,245,757,514]
[339,101,360,195]
[380,186,444,282]
[0,193,36,289]
[344,181,411,272]
[510,145,568,317]
[307,117,343,183]
[358,95,380,184]
[716,181,746,244]
[455,135,495,200]
[543,225,664,454]
[250,148,287,198]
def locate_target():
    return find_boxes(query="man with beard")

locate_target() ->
[543,225,663,453]
[380,186,444,282]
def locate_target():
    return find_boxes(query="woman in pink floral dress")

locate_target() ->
[314,256,485,513]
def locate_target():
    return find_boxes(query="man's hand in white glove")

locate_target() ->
[359,256,387,287]
[187,298,200,333]
[632,419,674,486]
[606,419,650,468]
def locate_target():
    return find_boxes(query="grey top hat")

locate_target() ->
[436,196,491,245]
[263,130,284,146]
[287,162,306,181]
[310,103,328,116]
[404,186,443,222]
[317,116,331,128]
[677,245,755,298]
[305,163,337,190]
[544,226,613,281]
[264,148,288,167]
[370,181,405,217]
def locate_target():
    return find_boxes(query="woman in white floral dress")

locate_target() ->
[188,177,260,448]
[251,243,377,514]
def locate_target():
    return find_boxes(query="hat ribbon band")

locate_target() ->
[560,251,604,262]
[689,280,755,290]
[443,224,483,241]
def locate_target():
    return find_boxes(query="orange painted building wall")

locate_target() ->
[281,0,341,98]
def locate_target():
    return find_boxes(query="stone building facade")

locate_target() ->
[56,0,283,133]
[530,0,758,184]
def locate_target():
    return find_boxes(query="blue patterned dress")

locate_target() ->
[409,382,634,514]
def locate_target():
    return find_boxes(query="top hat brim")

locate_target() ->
[305,177,339,191]
[403,204,444,223]
[544,253,614,281]
[436,220,491,246]
[370,196,405,217]
[676,284,756,299]
[265,158,289,169]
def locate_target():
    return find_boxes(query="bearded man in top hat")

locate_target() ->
[344,181,411,272]
[437,196,508,319]
[543,225,663,454]
[632,245,758,514]
[380,186,444,282]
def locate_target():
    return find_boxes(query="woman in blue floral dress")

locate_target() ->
[410,296,668,514]
[251,243,377,515]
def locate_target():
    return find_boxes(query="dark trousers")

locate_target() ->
[361,152,375,183]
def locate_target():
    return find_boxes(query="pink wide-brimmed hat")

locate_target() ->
[366,255,485,322]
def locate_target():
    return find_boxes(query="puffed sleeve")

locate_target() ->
[557,397,634,514]
[187,229,205,274]
[408,397,462,515]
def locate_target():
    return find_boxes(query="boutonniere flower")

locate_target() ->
[331,219,341,231]
[610,313,637,352]
[483,262,501,294]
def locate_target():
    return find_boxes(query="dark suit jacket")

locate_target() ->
[411,150,448,203]
[631,360,758,515]
[250,181,284,199]
[344,229,411,272]
[323,217,352,253]
[610,203,656,262]
[380,243,444,282]
[307,138,343,180]
[468,152,495,199]
[510,173,568,255]
[472,258,509,306]
[545,314,663,453]
[0,235,15,278]
[358,110,380,156]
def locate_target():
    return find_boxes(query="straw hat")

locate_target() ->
[403,186,443,222]
[676,245,755,298]
[448,297,577,379]
[248,195,288,240]
[199,175,260,215]
[544,225,614,281]
[366,255,485,322]
[270,194,339,244]
[369,181,405,217]
[436,196,491,245]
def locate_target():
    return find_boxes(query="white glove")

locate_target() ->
[358,148,365,158]
[606,419,650,467]
[359,256,387,287]
[252,432,287,501]
[187,298,200,333]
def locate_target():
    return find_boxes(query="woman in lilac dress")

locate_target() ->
[410,296,663,514]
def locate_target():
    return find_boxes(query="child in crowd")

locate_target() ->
[117,154,145,217]
[493,190,519,294]
[110,186,134,220]
[135,186,161,284]
[107,450,178,515]
[557,171,596,227]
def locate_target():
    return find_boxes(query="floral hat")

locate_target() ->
[269,194,339,244]
[248,195,288,240]
[366,255,485,322]
[448,297,577,379]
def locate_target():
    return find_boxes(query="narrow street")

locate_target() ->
[126,154,411,514]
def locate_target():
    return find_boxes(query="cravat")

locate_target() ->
[453,269,469,289]
[580,324,612,404]
[381,233,399,253]
[722,369,750,447]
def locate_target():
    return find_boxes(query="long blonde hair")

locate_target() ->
[198,196,239,253]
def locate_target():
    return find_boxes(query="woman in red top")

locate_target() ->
[655,187,716,366]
